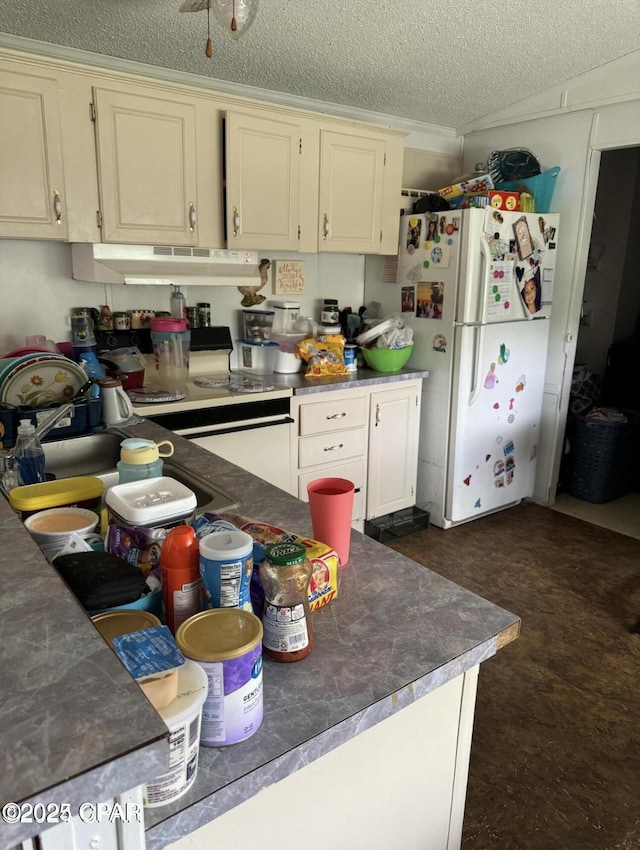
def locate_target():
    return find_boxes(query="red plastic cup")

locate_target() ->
[306,478,355,566]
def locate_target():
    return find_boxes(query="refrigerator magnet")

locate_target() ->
[513,216,534,260]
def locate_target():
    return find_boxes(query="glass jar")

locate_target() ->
[259,542,314,662]
[320,298,339,326]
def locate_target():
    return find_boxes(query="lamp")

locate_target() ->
[179,0,259,57]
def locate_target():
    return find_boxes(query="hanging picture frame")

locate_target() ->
[273,260,305,295]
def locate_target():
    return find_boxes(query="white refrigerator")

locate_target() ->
[395,206,560,528]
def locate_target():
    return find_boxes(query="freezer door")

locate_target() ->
[445,319,550,524]
[457,209,560,324]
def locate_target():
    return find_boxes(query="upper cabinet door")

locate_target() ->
[318,130,385,254]
[226,111,301,251]
[0,66,68,240]
[93,87,199,245]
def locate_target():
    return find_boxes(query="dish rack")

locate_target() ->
[0,396,102,449]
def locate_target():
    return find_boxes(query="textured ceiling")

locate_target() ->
[1,0,640,131]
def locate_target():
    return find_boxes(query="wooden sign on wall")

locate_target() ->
[273,260,305,295]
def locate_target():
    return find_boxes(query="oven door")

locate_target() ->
[146,399,294,495]
[185,415,293,494]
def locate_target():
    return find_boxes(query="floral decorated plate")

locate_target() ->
[0,357,88,408]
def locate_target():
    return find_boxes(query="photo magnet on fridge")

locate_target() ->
[513,216,534,260]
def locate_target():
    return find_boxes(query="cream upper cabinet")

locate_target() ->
[92,86,201,246]
[225,110,302,251]
[367,381,421,520]
[318,129,386,254]
[0,64,68,240]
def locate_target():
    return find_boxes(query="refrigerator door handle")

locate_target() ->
[468,323,486,406]
[473,237,491,324]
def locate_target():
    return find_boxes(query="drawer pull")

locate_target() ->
[324,443,344,452]
[326,412,346,420]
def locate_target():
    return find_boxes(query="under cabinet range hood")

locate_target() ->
[71,243,262,286]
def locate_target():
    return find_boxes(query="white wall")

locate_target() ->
[0,241,366,353]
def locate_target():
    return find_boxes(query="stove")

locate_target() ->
[118,327,294,494]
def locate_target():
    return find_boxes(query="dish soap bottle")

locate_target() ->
[170,285,186,320]
[14,419,46,486]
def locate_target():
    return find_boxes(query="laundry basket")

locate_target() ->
[569,410,639,503]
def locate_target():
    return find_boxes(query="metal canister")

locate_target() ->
[113,312,131,330]
[197,302,211,327]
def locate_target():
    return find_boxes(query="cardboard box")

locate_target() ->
[488,190,520,211]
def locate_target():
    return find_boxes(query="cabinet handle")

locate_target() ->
[323,213,329,240]
[326,412,346,420]
[189,202,197,232]
[324,443,344,452]
[375,403,380,427]
[53,190,63,225]
[233,206,240,237]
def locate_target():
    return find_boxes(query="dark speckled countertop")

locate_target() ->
[0,409,517,850]
[275,365,429,394]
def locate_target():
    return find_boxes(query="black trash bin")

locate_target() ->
[569,409,640,503]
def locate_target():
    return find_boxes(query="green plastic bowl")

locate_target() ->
[360,344,414,372]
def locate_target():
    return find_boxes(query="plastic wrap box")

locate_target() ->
[364,506,430,543]
[569,411,640,503]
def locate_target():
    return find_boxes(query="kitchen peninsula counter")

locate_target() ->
[0,418,518,850]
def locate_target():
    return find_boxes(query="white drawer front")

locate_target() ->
[298,459,366,521]
[298,426,366,469]
[299,395,368,436]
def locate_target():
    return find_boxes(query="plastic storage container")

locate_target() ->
[242,309,274,342]
[143,660,208,807]
[8,475,104,519]
[271,301,300,332]
[235,340,279,374]
[117,438,175,484]
[105,477,197,528]
[271,331,306,373]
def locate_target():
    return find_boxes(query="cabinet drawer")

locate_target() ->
[299,395,368,436]
[298,459,366,521]
[298,427,366,469]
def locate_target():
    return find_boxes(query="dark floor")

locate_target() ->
[388,503,640,850]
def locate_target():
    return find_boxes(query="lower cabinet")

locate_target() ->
[162,667,480,850]
[291,379,422,529]
[368,383,421,520]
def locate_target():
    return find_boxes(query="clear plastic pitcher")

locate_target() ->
[150,318,191,386]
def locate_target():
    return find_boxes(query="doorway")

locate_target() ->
[552,146,640,538]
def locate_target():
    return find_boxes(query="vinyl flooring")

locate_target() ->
[387,502,640,850]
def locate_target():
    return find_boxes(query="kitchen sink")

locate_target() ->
[42,431,239,515]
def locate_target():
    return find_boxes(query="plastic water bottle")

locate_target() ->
[14,419,46,486]
[117,438,174,484]
[170,286,186,320]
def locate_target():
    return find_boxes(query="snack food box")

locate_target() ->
[438,173,494,200]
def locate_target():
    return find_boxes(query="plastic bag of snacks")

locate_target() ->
[295,334,348,378]
[195,512,339,612]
